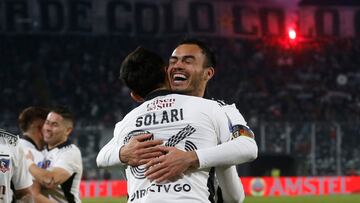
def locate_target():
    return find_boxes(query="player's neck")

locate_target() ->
[23,132,45,150]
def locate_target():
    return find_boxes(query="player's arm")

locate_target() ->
[96,122,163,167]
[28,147,81,189]
[28,164,71,189]
[31,181,56,203]
[145,103,234,182]
[195,132,257,168]
[145,103,258,182]
[14,187,34,203]
[13,145,35,202]
[215,166,245,203]
[24,151,54,202]
[96,135,124,167]
[195,103,258,168]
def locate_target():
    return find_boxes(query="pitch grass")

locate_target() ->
[82,194,360,203]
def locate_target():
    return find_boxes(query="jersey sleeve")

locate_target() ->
[195,103,258,168]
[221,103,247,126]
[12,145,33,190]
[52,146,82,174]
[215,166,245,203]
[212,103,233,144]
[96,122,126,167]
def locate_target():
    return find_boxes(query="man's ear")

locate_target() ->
[130,91,144,103]
[205,67,214,81]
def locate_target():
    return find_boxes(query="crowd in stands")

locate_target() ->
[1,35,359,177]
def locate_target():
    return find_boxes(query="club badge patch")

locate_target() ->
[231,125,255,140]
[0,158,10,173]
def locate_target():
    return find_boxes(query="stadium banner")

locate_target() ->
[80,176,360,198]
[0,0,359,37]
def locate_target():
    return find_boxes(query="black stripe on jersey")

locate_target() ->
[0,154,10,157]
[11,181,15,203]
[216,186,224,203]
[130,165,147,179]
[207,167,216,203]
[46,139,72,151]
[165,125,196,147]
[22,135,42,151]
[61,173,76,203]
[184,140,197,151]
[215,100,227,106]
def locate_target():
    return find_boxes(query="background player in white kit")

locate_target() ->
[26,106,83,203]
[0,128,34,203]
[18,106,53,202]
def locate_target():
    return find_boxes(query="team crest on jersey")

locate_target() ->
[39,160,51,169]
[0,158,10,173]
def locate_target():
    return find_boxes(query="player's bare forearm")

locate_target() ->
[14,188,34,203]
[29,164,54,187]
[34,193,56,203]
[29,181,55,202]
[145,147,199,183]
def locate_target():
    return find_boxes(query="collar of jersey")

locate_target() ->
[22,135,43,151]
[46,139,72,151]
[144,89,179,101]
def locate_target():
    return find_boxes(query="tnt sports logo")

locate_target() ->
[0,159,10,173]
[250,178,266,196]
[146,98,175,111]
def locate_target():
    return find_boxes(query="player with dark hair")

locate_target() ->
[26,106,83,203]
[98,46,256,202]
[18,106,53,202]
[0,128,34,202]
[98,39,258,202]
[144,39,257,182]
[18,106,49,167]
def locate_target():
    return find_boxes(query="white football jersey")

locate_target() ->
[19,136,45,169]
[41,140,83,203]
[0,129,32,203]
[114,91,232,203]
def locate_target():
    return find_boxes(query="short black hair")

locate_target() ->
[177,38,216,68]
[50,105,74,125]
[18,106,49,132]
[119,47,166,98]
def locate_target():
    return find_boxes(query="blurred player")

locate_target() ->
[18,106,55,202]
[0,128,34,202]
[27,106,83,203]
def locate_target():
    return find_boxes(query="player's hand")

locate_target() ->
[43,177,56,189]
[144,147,199,183]
[120,133,164,167]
